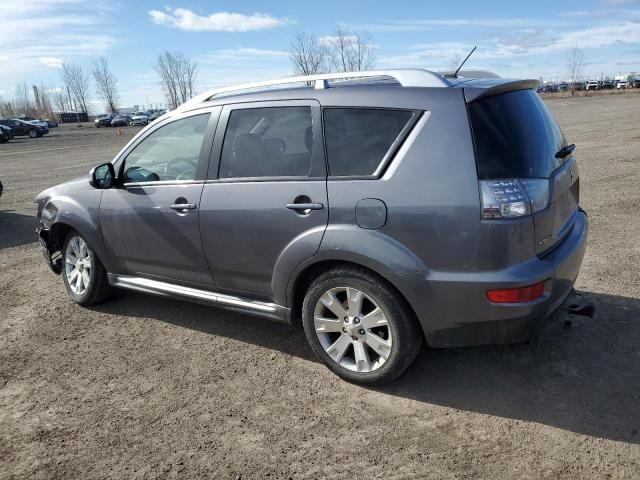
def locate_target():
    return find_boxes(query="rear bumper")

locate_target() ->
[400,210,589,347]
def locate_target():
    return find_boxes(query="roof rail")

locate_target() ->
[175,69,451,112]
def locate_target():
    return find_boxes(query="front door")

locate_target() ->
[199,101,328,299]
[100,111,218,286]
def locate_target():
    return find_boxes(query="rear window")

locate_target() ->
[468,89,566,179]
[323,108,414,176]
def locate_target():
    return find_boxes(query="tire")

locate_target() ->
[302,266,423,385]
[61,231,111,305]
[28,129,37,138]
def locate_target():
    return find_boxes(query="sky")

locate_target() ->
[1,0,640,112]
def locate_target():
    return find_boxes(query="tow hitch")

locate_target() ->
[558,290,595,328]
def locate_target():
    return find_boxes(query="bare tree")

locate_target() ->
[155,52,198,110]
[14,83,36,117]
[93,57,119,113]
[38,84,57,119]
[51,88,67,113]
[0,97,16,118]
[448,52,463,72]
[567,46,584,97]
[290,31,327,75]
[61,63,90,113]
[324,26,376,72]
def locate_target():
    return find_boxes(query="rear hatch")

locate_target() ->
[467,88,579,255]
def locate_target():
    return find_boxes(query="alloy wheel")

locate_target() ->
[313,287,392,373]
[65,236,92,296]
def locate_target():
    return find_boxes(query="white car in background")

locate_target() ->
[616,80,628,89]
[129,112,149,126]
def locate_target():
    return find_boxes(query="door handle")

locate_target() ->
[286,202,324,211]
[170,203,197,211]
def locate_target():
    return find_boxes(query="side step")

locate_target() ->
[107,274,290,323]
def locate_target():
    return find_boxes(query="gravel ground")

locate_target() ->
[1,97,639,479]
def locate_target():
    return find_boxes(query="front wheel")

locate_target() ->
[302,266,423,385]
[62,232,111,305]
[28,129,38,138]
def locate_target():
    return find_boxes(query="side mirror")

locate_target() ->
[89,163,115,189]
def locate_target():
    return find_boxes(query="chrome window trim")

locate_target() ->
[122,179,205,188]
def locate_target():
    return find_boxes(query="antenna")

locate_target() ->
[453,46,477,78]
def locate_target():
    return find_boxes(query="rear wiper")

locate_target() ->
[555,143,576,159]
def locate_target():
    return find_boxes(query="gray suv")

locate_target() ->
[35,69,590,384]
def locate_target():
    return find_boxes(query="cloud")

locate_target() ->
[149,8,290,32]
[319,35,358,46]
[0,0,115,89]
[495,21,640,56]
[202,47,289,62]
[39,57,65,68]
[351,16,575,32]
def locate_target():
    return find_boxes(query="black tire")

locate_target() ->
[302,266,423,385]
[61,231,112,305]
[28,129,38,138]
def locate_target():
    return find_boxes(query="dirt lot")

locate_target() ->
[1,97,639,479]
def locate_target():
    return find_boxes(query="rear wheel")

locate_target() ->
[302,266,423,385]
[62,232,111,305]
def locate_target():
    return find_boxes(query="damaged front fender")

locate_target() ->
[37,226,62,274]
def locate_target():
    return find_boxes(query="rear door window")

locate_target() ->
[323,108,414,177]
[468,89,566,179]
[218,106,313,179]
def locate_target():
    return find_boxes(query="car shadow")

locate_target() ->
[0,210,37,249]
[93,289,639,444]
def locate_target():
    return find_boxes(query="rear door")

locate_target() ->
[199,100,328,299]
[468,89,579,254]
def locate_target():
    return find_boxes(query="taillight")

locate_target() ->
[486,281,546,303]
[480,179,549,219]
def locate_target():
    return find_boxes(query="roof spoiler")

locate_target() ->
[464,79,540,103]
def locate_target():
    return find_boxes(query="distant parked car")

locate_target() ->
[44,118,59,128]
[616,80,629,89]
[0,118,48,138]
[94,113,118,128]
[538,84,557,93]
[147,110,166,122]
[110,114,130,127]
[27,119,49,128]
[585,81,599,91]
[558,82,569,92]
[600,79,614,90]
[129,112,149,126]
[0,124,12,142]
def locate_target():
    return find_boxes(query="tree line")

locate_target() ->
[0,32,591,120]
[0,26,377,119]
